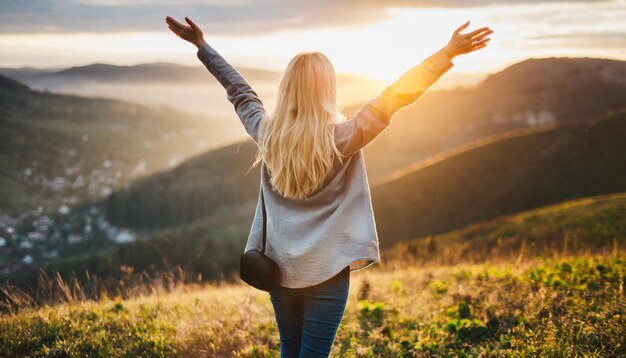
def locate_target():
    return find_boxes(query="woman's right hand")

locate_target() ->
[165,16,205,48]
[443,21,493,60]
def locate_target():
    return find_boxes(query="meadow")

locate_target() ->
[1,192,624,357]
[0,255,622,357]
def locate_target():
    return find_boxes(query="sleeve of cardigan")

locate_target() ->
[196,41,266,143]
[335,48,454,157]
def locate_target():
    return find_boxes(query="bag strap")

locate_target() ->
[261,187,267,254]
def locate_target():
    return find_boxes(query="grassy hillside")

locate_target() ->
[0,255,623,356]
[2,190,624,356]
[10,183,621,305]
[0,74,238,215]
[372,109,626,248]
[382,192,626,267]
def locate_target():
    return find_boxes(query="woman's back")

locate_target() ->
[193,42,454,288]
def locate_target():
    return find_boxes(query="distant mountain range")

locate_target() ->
[0,61,387,120]
[0,62,280,84]
[0,61,476,89]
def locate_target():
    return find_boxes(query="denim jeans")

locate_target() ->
[269,265,350,357]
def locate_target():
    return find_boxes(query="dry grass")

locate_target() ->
[1,253,624,357]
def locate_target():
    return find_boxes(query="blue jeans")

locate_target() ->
[269,265,350,357]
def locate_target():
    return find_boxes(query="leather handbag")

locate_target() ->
[239,188,281,291]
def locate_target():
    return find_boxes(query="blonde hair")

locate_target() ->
[251,51,346,200]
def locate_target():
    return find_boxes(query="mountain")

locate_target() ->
[356,57,626,179]
[371,109,626,248]
[0,74,241,215]
[0,62,280,84]
[0,62,478,89]
[0,75,30,93]
[0,62,384,93]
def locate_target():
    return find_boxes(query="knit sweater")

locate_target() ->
[196,41,454,288]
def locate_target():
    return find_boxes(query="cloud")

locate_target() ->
[528,32,626,49]
[0,0,615,35]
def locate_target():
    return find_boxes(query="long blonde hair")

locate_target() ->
[251,51,346,200]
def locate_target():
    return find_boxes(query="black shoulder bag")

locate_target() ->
[239,188,281,291]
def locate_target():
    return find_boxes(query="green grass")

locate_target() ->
[1,255,623,357]
[2,191,623,357]
[383,191,626,267]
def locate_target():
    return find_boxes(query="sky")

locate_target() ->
[1,0,625,82]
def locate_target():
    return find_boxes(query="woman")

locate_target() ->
[166,15,492,357]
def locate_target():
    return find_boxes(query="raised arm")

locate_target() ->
[165,16,266,143]
[195,41,266,142]
[335,21,493,157]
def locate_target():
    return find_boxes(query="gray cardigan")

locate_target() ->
[197,41,453,288]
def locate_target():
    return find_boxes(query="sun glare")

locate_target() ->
[0,1,624,83]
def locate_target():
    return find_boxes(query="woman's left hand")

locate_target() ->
[443,20,493,60]
[165,16,205,47]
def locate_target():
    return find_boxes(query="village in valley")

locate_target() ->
[0,205,135,277]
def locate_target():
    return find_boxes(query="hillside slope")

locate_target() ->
[0,74,237,214]
[382,191,626,266]
[104,142,260,228]
[359,57,626,178]
[372,109,626,248]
